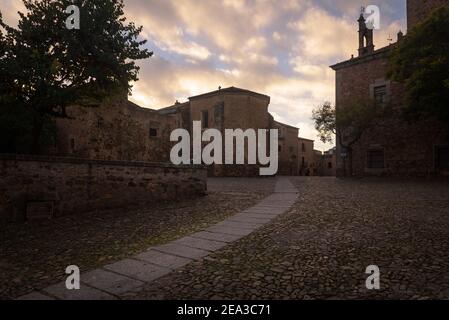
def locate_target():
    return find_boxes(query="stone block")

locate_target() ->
[190,231,243,243]
[44,281,116,300]
[206,225,254,236]
[82,269,144,295]
[228,215,271,224]
[233,212,279,220]
[243,206,287,215]
[104,259,171,283]
[174,236,227,252]
[215,220,261,230]
[153,243,210,260]
[134,250,192,269]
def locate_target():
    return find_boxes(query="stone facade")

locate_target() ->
[0,154,206,223]
[54,97,179,163]
[330,0,449,177]
[407,0,449,29]
[274,121,299,176]
[311,148,337,177]
[298,138,315,176]
[187,88,272,177]
[54,86,301,177]
[321,148,337,177]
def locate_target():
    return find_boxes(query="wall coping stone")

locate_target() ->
[330,45,393,71]
[0,154,205,171]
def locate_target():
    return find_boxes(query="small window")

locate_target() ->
[374,85,387,104]
[202,110,209,128]
[436,146,449,169]
[328,162,333,169]
[149,128,158,137]
[301,157,305,167]
[367,149,385,169]
[302,143,306,152]
[278,145,282,152]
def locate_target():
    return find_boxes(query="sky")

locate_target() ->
[1,0,407,151]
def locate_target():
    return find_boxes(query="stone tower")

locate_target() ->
[358,11,375,57]
[407,0,449,30]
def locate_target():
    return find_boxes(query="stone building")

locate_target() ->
[274,120,299,176]
[330,0,449,177]
[298,137,315,176]
[310,148,337,177]
[321,148,337,177]
[55,86,301,177]
[313,150,324,176]
[55,97,179,163]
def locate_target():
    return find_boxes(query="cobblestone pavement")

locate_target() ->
[0,178,275,300]
[130,177,449,300]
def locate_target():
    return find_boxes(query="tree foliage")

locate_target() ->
[0,0,152,153]
[388,7,449,122]
[312,102,335,145]
[313,98,386,175]
[313,99,384,149]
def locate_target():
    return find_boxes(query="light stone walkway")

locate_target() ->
[18,177,299,300]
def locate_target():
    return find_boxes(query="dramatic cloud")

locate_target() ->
[1,0,407,150]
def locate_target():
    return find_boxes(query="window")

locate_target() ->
[374,85,387,104]
[278,145,282,152]
[149,128,158,137]
[436,146,449,169]
[202,110,209,128]
[301,157,305,167]
[328,162,333,169]
[367,149,385,169]
[302,143,306,152]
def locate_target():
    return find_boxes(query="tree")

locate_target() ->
[388,7,449,122]
[313,99,385,176]
[0,0,153,153]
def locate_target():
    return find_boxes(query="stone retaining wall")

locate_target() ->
[0,154,207,223]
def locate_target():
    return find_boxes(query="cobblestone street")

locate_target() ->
[130,177,449,300]
[4,177,449,300]
[0,178,274,299]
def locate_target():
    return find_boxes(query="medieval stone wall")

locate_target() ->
[273,121,299,176]
[0,154,206,223]
[298,138,315,176]
[51,87,302,177]
[54,98,178,163]
[321,153,337,177]
[189,92,272,177]
[334,51,449,177]
[407,0,449,29]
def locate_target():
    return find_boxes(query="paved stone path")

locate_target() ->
[132,177,449,300]
[18,177,298,300]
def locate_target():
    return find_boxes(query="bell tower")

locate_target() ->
[358,8,375,57]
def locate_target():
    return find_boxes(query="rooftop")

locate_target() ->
[188,86,271,101]
[273,120,299,131]
[330,45,394,71]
